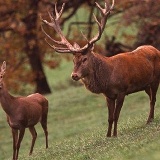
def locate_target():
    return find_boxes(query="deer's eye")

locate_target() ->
[82,58,87,63]
[0,75,2,78]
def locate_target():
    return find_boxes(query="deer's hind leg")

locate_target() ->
[41,111,48,148]
[145,81,159,124]
[29,126,37,155]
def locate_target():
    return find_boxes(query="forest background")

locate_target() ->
[0,0,159,94]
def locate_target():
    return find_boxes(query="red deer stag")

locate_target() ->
[0,61,48,160]
[41,0,160,137]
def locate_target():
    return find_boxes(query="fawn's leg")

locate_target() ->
[29,126,37,155]
[11,128,18,160]
[41,115,48,148]
[16,128,25,160]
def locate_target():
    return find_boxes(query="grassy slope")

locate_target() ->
[1,60,160,160]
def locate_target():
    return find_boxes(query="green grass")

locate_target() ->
[1,60,160,160]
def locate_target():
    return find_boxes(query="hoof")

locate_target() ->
[146,118,154,124]
[112,134,117,137]
[106,134,111,137]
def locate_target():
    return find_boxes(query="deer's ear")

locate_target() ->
[1,61,6,73]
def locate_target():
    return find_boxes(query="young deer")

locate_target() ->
[41,0,160,137]
[0,61,48,160]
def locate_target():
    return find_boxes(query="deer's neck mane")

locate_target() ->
[82,53,110,94]
[0,83,16,115]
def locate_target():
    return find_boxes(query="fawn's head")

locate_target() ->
[0,61,6,89]
[41,0,114,81]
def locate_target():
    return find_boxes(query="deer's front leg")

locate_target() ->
[16,128,25,160]
[106,97,115,137]
[113,94,125,137]
[11,128,18,160]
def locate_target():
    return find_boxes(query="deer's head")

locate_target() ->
[0,61,6,89]
[41,0,114,81]
[71,45,95,81]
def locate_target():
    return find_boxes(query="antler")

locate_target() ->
[41,0,114,53]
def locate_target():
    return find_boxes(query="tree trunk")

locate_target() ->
[23,0,51,94]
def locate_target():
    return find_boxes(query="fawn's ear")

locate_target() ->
[1,61,6,74]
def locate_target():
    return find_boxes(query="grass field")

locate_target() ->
[1,60,160,160]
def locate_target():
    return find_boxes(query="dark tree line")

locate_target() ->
[0,0,159,94]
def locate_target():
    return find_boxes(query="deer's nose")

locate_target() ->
[71,73,80,81]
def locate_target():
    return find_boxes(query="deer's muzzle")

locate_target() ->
[71,73,81,81]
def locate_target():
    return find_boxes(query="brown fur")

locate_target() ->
[41,0,159,138]
[0,61,48,160]
[71,45,160,137]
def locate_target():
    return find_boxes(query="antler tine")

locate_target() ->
[95,0,114,26]
[41,24,63,45]
[48,11,54,23]
[80,31,90,43]
[45,38,72,53]
[77,0,115,52]
[55,3,65,20]
[93,13,102,30]
[95,1,111,16]
[110,0,115,10]
[41,0,114,54]
[41,14,65,46]
[41,2,79,53]
[95,2,106,15]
